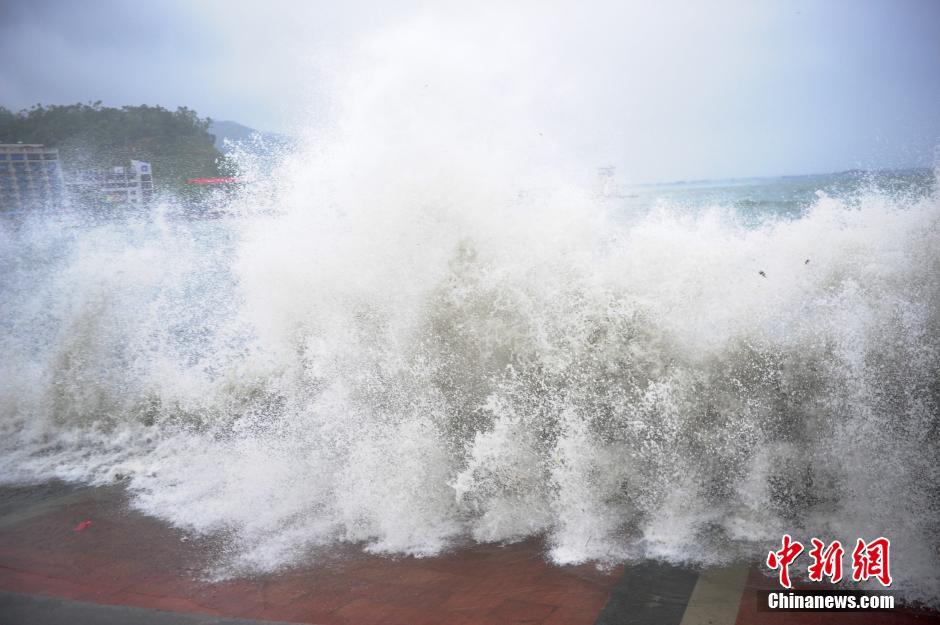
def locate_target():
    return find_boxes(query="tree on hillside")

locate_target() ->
[0,102,228,193]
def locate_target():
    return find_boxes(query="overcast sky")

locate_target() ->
[1,0,938,182]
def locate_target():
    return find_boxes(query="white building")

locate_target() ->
[97,160,154,206]
[0,144,67,211]
[69,159,155,207]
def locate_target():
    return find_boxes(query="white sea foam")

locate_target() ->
[1,13,938,606]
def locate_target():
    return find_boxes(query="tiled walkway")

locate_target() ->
[0,484,617,624]
[0,483,938,625]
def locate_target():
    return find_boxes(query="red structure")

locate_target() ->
[186,177,239,185]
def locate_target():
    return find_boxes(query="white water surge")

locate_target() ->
[1,15,939,607]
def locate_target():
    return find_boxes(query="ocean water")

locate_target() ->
[1,161,937,601]
[618,168,935,223]
[1,30,939,606]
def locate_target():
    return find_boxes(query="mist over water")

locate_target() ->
[2,16,940,607]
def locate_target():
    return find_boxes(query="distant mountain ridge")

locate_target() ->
[209,120,293,154]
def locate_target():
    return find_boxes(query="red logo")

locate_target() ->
[766,534,804,588]
[851,537,892,587]
[766,535,891,588]
[807,538,844,583]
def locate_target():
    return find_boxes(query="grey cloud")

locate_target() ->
[1,0,938,181]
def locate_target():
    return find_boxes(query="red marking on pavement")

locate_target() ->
[5,487,940,625]
[0,487,620,624]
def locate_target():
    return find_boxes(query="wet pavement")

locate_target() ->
[0,482,937,624]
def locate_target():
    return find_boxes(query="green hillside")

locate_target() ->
[0,102,228,192]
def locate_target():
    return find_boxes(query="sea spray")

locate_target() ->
[1,14,939,607]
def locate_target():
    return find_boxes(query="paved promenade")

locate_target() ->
[0,483,937,624]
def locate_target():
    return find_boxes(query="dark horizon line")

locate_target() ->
[629,165,935,189]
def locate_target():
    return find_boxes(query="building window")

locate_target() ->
[10,154,25,161]
[27,153,41,160]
